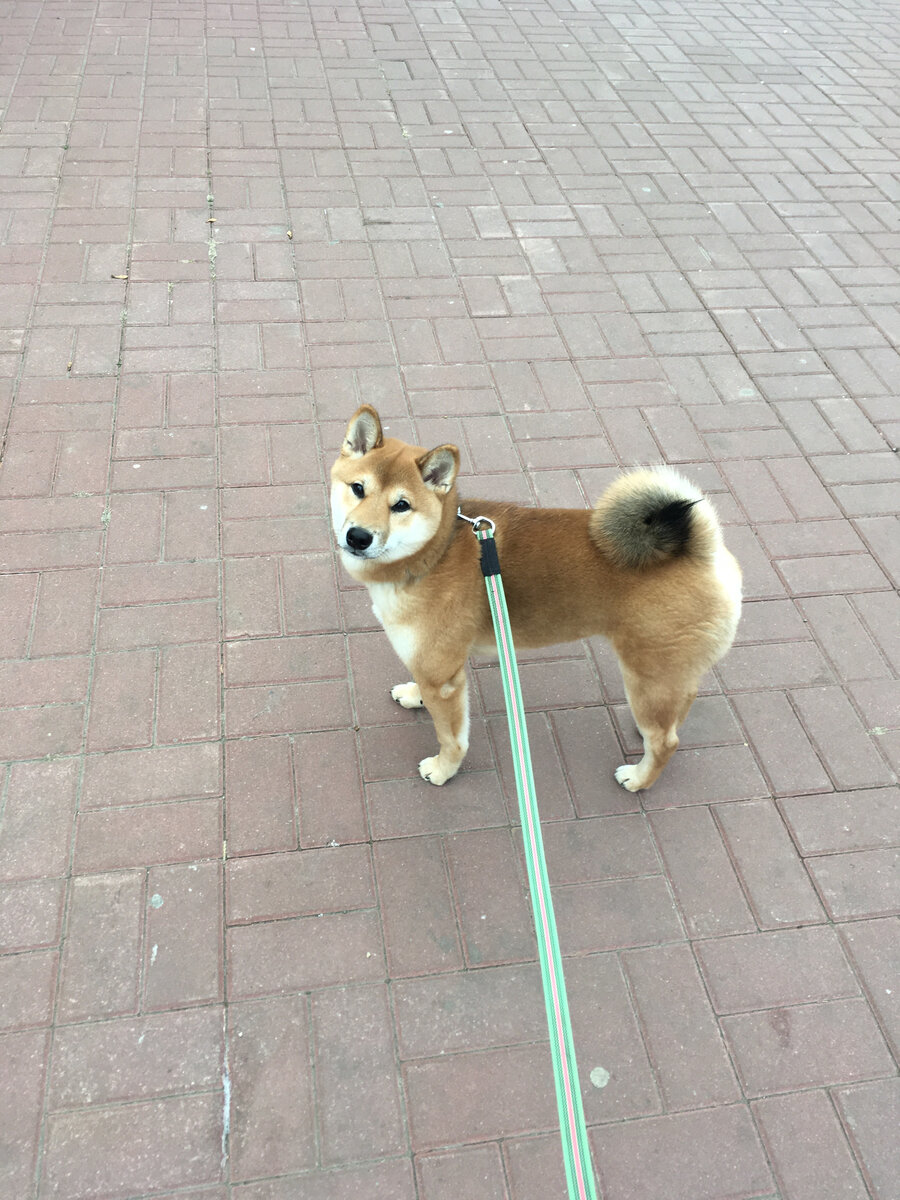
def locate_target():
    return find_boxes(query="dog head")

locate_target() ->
[330,406,460,572]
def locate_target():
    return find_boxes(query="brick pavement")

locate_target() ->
[0,0,898,1195]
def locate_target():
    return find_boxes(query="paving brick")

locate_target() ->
[592,1105,773,1200]
[227,844,374,924]
[833,1077,900,1200]
[0,759,78,882]
[225,633,343,687]
[556,876,684,954]
[366,772,509,840]
[624,943,740,1109]
[293,727,369,848]
[374,836,463,978]
[0,529,103,572]
[757,519,868,560]
[0,573,36,659]
[48,1007,222,1108]
[282,551,343,634]
[446,828,534,967]
[0,949,57,1032]
[228,910,384,999]
[0,878,65,953]
[0,431,58,497]
[360,716,498,786]
[722,998,894,1097]
[732,691,832,797]
[649,807,756,937]
[718,640,834,692]
[839,919,900,1058]
[720,523,787,599]
[477,657,603,716]
[165,489,218,560]
[394,963,546,1060]
[405,1043,558,1151]
[780,789,899,856]
[639,743,770,808]
[734,598,809,644]
[791,686,896,790]
[55,428,111,494]
[0,496,104,536]
[144,861,223,1011]
[74,798,221,873]
[502,1134,568,1200]
[225,678,351,737]
[30,567,98,656]
[0,1029,48,1200]
[799,594,893,682]
[102,561,219,606]
[87,647,156,751]
[224,555,281,638]
[721,459,794,523]
[777,551,891,596]
[558,951,660,1125]
[97,598,219,650]
[848,678,900,734]
[82,742,221,808]
[715,799,827,928]
[58,872,144,1023]
[229,995,315,1181]
[104,491,163,562]
[40,1093,222,1199]
[231,1160,416,1199]
[0,700,84,761]
[697,926,860,1014]
[807,848,900,921]
[752,1090,868,1200]
[852,591,900,674]
[157,642,220,743]
[854,515,900,589]
[225,736,295,857]
[541,814,659,884]
[311,984,407,1165]
[551,706,641,818]
[416,1145,508,1200]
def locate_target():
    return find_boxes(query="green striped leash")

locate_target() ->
[459,510,599,1200]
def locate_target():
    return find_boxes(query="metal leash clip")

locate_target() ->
[456,508,496,536]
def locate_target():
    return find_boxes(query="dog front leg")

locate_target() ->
[391,681,424,709]
[417,668,469,786]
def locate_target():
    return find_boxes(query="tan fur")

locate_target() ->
[331,406,742,791]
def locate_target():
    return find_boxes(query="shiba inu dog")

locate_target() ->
[331,405,742,791]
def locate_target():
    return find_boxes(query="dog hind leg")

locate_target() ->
[615,667,698,792]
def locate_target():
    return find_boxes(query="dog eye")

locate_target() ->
[391,499,411,513]
[350,482,365,498]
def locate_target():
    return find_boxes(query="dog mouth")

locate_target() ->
[341,539,384,560]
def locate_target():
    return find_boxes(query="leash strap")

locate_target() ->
[468,516,598,1200]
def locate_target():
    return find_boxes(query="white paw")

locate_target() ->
[615,763,646,792]
[391,682,423,709]
[418,755,457,786]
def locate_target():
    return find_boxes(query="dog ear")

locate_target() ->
[342,406,383,457]
[417,445,459,494]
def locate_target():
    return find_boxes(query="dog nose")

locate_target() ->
[346,526,373,552]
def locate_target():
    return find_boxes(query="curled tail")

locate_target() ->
[589,467,723,569]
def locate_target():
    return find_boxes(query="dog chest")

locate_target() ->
[367,581,418,668]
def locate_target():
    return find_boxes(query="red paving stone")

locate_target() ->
[0,0,898,1197]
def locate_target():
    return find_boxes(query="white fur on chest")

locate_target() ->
[366,581,418,669]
